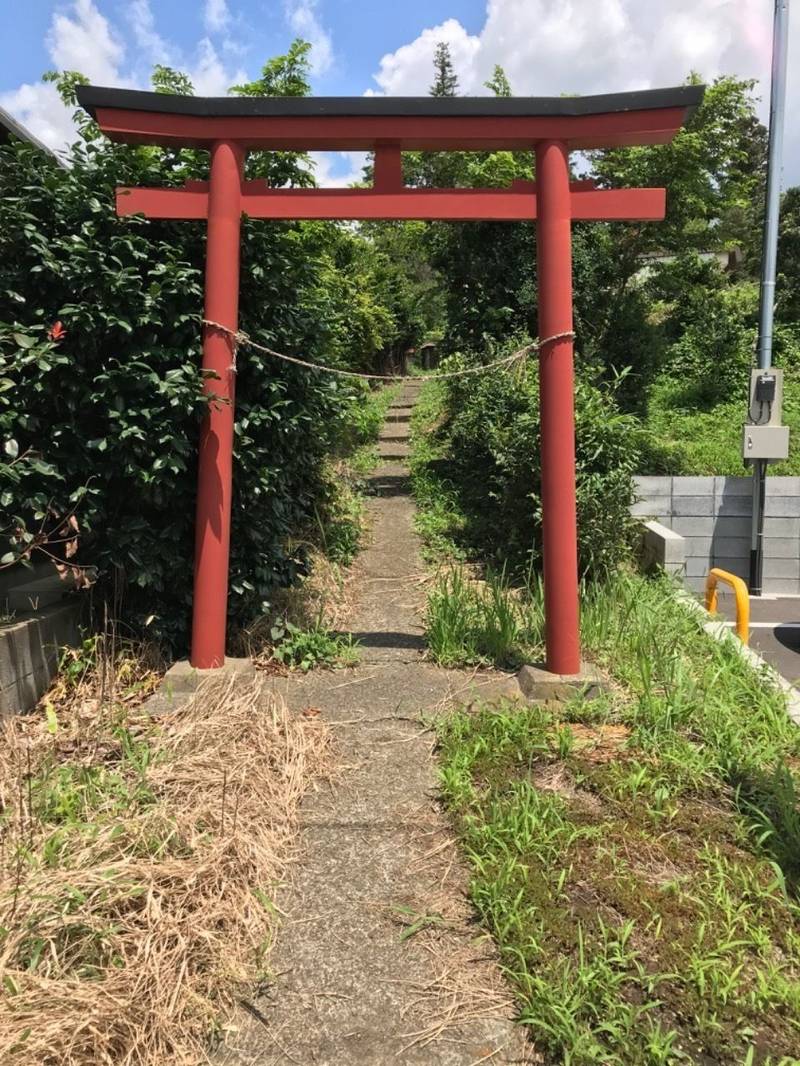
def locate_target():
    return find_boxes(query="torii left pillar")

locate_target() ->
[191,140,244,668]
[536,141,580,675]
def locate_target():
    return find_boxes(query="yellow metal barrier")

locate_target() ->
[705,568,750,644]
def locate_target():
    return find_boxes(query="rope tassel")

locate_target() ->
[202,319,576,382]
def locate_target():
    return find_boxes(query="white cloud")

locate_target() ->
[285,0,334,76]
[307,150,368,187]
[0,82,76,158]
[47,0,126,85]
[127,0,172,66]
[373,18,480,97]
[371,0,800,184]
[204,0,231,34]
[1,0,248,151]
[189,38,246,96]
[1,0,130,158]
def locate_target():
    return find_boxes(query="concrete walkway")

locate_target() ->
[219,382,531,1065]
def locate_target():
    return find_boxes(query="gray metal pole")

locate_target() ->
[750,0,790,595]
[758,0,790,372]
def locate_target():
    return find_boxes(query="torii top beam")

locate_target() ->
[77,84,703,152]
[76,85,703,225]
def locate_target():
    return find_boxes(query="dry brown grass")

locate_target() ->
[0,670,333,1065]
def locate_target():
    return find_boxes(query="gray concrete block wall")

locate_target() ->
[0,602,82,717]
[632,476,800,594]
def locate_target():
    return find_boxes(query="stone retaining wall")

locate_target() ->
[633,476,800,593]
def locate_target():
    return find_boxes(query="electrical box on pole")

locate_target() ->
[742,368,790,462]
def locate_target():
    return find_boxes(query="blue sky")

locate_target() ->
[0,1,488,98]
[2,1,799,185]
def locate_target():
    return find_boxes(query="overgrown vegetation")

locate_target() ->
[438,573,800,1063]
[235,382,397,670]
[641,370,800,476]
[411,361,640,579]
[6,38,800,659]
[632,257,800,475]
[0,636,332,1064]
[0,47,436,652]
[425,566,543,668]
[267,615,359,671]
[377,63,800,477]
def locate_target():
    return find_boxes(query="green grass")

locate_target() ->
[437,572,800,1064]
[341,381,403,466]
[641,374,800,476]
[319,382,404,568]
[425,565,543,668]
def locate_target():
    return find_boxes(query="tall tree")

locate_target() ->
[484,65,512,98]
[151,65,194,96]
[590,75,768,261]
[231,40,315,187]
[231,39,313,98]
[430,42,459,98]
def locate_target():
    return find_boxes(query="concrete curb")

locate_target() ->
[675,587,800,726]
[517,661,608,701]
[143,656,258,717]
[640,519,686,576]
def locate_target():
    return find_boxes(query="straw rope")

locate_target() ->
[201,319,575,381]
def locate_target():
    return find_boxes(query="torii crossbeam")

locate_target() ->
[78,85,703,674]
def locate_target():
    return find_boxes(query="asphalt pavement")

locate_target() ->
[714,593,800,685]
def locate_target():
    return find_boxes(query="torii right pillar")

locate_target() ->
[536,140,580,675]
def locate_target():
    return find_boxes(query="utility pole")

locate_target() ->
[750,0,790,595]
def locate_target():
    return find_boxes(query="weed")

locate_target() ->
[315,491,363,567]
[313,382,403,570]
[270,617,359,671]
[391,904,447,941]
[436,574,800,1063]
[425,565,543,668]
[409,379,469,562]
[57,636,101,689]
[341,382,402,451]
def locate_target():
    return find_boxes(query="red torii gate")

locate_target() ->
[77,85,703,675]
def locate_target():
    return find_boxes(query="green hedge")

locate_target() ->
[0,129,388,650]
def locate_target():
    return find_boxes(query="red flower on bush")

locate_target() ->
[48,321,66,342]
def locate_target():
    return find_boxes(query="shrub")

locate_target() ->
[661,280,757,403]
[0,90,395,651]
[269,617,359,671]
[427,342,641,578]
